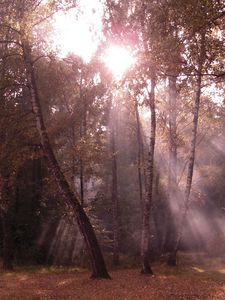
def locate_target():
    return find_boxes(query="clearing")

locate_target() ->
[1,255,225,299]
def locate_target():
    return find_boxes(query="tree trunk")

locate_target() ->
[141,73,156,275]
[0,29,14,271]
[168,75,178,193]
[79,148,84,206]
[21,39,110,279]
[32,145,42,204]
[79,72,87,207]
[164,75,178,257]
[135,101,144,210]
[167,31,206,266]
[1,211,14,270]
[110,117,120,266]
[0,176,14,271]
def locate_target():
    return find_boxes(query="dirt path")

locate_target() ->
[0,268,225,300]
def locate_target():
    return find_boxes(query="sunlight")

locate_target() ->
[103,45,135,79]
[52,1,136,74]
[192,267,205,273]
[53,0,103,62]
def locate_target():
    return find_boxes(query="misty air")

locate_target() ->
[0,0,225,299]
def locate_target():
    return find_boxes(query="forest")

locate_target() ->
[0,0,225,299]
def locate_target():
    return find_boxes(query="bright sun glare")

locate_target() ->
[103,45,135,79]
[53,0,103,62]
[53,1,135,78]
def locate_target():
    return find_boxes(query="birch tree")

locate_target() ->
[0,0,110,278]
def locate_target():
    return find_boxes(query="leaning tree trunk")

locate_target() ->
[0,30,14,271]
[141,73,156,275]
[21,39,110,279]
[167,31,206,266]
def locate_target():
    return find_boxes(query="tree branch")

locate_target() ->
[0,24,21,35]
[31,3,77,28]
[0,40,21,47]
[163,71,225,78]
[32,54,52,65]
[32,12,57,28]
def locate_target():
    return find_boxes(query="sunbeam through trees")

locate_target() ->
[0,0,225,298]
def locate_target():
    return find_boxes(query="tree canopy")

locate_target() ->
[0,0,224,277]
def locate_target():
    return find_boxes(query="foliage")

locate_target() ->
[0,0,224,271]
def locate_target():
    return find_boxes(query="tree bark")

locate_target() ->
[141,73,156,275]
[79,70,87,207]
[21,39,110,279]
[0,176,14,271]
[0,36,14,270]
[167,31,206,266]
[79,121,84,207]
[110,113,120,266]
[168,75,178,192]
[164,75,178,257]
[135,101,144,211]
[32,145,42,204]
[79,145,84,206]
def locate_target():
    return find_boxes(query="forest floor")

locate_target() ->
[1,254,225,300]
